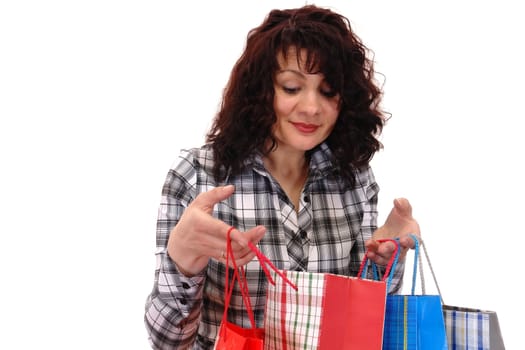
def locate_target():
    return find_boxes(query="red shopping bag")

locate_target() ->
[214,262,264,349]
[263,239,399,350]
[214,229,297,350]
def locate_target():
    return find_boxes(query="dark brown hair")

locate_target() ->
[206,5,385,185]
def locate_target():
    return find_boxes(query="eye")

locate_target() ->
[282,86,300,94]
[320,88,337,98]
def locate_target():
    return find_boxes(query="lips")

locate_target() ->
[292,122,319,133]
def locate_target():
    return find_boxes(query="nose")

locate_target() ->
[299,90,321,117]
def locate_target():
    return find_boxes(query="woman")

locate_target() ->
[145,5,420,349]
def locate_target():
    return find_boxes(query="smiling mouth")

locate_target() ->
[292,122,319,133]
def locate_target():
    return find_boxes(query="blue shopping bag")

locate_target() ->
[372,235,448,350]
[383,294,447,349]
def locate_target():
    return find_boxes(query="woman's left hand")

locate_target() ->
[366,198,420,265]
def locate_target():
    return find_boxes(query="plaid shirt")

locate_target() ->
[144,142,405,349]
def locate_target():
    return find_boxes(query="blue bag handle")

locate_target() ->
[409,233,420,295]
[364,234,446,301]
[359,238,401,291]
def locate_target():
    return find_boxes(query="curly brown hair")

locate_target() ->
[206,5,385,186]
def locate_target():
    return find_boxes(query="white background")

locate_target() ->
[1,1,522,349]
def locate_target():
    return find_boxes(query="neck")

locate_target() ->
[263,149,309,214]
[263,150,307,180]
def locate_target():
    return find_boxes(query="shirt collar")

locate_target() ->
[248,142,337,180]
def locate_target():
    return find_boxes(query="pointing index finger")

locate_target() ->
[192,185,235,211]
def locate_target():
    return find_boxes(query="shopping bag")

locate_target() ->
[442,305,505,350]
[215,321,264,350]
[419,242,506,350]
[263,239,399,350]
[214,229,297,350]
[380,235,448,350]
[214,241,263,349]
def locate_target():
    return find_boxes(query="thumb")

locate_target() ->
[394,197,413,217]
[193,185,235,210]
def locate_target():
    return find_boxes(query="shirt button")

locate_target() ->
[181,282,190,289]
[300,230,307,239]
[303,195,310,203]
[179,298,188,305]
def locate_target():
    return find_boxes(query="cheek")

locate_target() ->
[327,98,340,115]
[273,94,294,117]
[324,103,340,126]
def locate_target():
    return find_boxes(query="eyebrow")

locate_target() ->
[277,69,302,74]
[276,69,328,85]
[276,69,306,79]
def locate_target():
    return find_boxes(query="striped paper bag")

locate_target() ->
[263,239,399,350]
[443,305,505,350]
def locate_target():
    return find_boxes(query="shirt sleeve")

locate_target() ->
[144,150,205,349]
[144,249,205,349]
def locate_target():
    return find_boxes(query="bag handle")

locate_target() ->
[223,232,257,328]
[417,236,445,303]
[408,233,420,295]
[358,238,401,288]
[247,241,298,291]
[375,234,422,295]
[221,227,299,331]
[399,234,444,301]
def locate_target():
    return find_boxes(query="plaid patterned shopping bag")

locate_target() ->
[263,239,399,350]
[442,305,505,349]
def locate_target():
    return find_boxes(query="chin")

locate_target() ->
[296,141,322,152]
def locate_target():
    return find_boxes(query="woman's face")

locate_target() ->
[272,48,340,155]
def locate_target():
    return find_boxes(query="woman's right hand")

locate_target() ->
[167,185,266,276]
